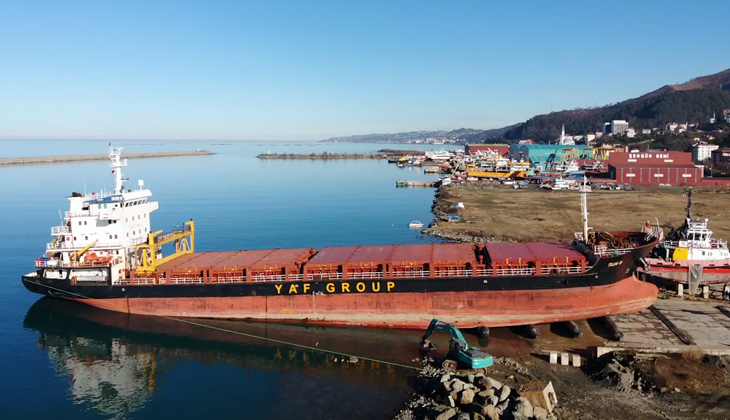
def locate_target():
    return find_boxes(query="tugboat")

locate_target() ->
[642,188,730,288]
[23,147,660,332]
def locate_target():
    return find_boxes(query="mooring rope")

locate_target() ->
[26,279,421,371]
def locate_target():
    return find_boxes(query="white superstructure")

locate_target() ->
[425,149,455,161]
[38,145,159,283]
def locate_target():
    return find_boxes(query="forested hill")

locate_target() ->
[503,68,730,142]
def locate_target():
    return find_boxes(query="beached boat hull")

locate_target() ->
[22,244,658,328]
[49,276,655,328]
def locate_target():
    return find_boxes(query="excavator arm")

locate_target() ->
[420,318,468,352]
[420,318,494,370]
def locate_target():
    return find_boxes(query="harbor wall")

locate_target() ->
[0,150,214,166]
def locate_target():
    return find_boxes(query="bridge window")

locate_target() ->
[114,235,118,239]
[84,236,88,240]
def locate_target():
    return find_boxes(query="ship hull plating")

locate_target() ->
[22,246,659,329]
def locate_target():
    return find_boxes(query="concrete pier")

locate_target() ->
[0,150,214,166]
[395,180,437,188]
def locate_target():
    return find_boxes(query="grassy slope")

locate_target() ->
[432,186,730,242]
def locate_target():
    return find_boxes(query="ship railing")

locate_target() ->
[538,266,587,275]
[163,277,205,285]
[250,274,303,282]
[594,247,634,257]
[393,270,429,278]
[47,241,74,249]
[496,268,536,276]
[209,276,246,283]
[434,270,474,277]
[123,277,157,285]
[36,259,118,268]
[51,225,71,235]
[307,272,344,280]
[346,272,383,280]
[665,239,729,249]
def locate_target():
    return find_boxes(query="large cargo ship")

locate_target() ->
[23,146,660,332]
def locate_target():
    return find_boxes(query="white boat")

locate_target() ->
[425,149,455,161]
[408,221,424,229]
[551,176,572,191]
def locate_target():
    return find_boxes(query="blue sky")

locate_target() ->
[1,0,728,141]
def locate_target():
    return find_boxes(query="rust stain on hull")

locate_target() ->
[71,276,658,329]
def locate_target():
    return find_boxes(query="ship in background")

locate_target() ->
[22,145,660,334]
[642,188,730,292]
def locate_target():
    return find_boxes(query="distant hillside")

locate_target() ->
[640,68,730,99]
[320,125,518,144]
[504,68,730,142]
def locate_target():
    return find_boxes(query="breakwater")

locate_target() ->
[257,152,389,159]
[0,150,214,166]
[257,149,427,160]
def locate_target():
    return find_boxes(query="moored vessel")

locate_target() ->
[22,146,660,330]
[642,188,730,289]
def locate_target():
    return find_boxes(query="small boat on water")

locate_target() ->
[408,221,424,229]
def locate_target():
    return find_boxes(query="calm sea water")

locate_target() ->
[0,140,466,420]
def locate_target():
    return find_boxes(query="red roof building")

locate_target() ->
[607,151,705,185]
[465,144,510,156]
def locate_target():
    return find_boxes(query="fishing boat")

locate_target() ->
[642,188,730,287]
[408,221,424,229]
[22,146,660,331]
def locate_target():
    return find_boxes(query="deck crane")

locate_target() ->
[420,319,494,370]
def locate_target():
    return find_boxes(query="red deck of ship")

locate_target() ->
[145,242,588,282]
[150,248,316,281]
[484,242,587,270]
[305,243,481,277]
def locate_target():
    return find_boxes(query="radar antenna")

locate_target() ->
[685,187,693,219]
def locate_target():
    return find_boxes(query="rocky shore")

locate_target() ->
[393,359,555,420]
[0,150,214,166]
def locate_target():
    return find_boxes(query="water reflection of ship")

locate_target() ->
[25,298,528,417]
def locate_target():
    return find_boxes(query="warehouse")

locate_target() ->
[607,151,704,185]
[465,144,509,156]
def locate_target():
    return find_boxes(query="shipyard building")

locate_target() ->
[607,151,704,185]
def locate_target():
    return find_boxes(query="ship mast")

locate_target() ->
[685,187,692,219]
[109,144,128,194]
[579,177,591,241]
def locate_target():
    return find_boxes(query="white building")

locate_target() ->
[557,124,575,145]
[692,142,719,162]
[707,114,717,124]
[603,120,629,136]
[666,123,678,132]
[625,128,636,138]
[641,129,651,135]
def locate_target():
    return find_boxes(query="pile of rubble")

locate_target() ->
[394,365,557,420]
[588,353,656,394]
